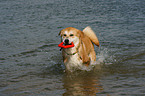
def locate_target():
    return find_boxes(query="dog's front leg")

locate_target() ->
[79,47,90,66]
[62,51,68,63]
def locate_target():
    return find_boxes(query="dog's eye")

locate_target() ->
[70,34,74,36]
[63,34,66,36]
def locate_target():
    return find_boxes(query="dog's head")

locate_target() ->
[59,27,83,45]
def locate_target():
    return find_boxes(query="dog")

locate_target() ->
[59,26,100,72]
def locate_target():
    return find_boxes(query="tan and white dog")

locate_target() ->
[59,26,100,72]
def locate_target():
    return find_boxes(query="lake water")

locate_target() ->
[0,0,145,96]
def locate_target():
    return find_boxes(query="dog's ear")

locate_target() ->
[79,31,84,40]
[59,29,65,36]
[58,30,62,36]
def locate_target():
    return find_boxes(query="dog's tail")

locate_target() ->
[83,26,100,47]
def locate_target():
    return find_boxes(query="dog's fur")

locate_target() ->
[59,26,99,72]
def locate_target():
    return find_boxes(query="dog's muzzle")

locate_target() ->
[64,39,70,45]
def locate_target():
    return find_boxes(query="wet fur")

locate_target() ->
[59,27,99,72]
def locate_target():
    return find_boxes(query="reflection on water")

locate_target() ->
[62,71,104,96]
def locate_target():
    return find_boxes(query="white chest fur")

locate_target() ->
[63,48,82,71]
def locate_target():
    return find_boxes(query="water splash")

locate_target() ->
[96,47,116,65]
[46,47,116,73]
[67,47,115,72]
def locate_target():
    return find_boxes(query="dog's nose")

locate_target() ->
[64,39,69,44]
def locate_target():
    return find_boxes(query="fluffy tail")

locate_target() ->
[83,26,100,47]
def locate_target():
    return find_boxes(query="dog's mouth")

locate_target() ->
[58,41,74,49]
[64,41,73,45]
[64,39,71,45]
[64,42,72,45]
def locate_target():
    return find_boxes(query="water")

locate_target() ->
[0,0,145,95]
